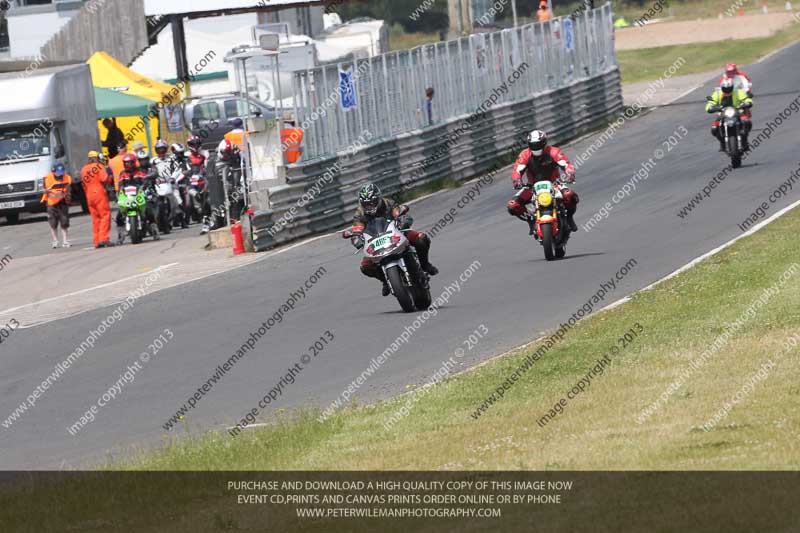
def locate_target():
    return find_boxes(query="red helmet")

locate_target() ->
[725,63,737,77]
[122,153,137,171]
[187,135,202,151]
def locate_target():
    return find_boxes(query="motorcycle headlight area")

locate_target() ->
[537,192,553,206]
[723,108,737,118]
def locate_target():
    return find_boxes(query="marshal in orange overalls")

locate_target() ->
[81,153,113,247]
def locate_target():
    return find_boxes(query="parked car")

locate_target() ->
[184,95,279,148]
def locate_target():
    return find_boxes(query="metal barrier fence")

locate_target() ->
[292,3,615,161]
[249,67,622,251]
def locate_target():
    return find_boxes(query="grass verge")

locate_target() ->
[113,207,800,471]
[618,18,800,83]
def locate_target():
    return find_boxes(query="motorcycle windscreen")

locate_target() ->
[364,217,390,238]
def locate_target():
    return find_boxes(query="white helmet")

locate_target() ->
[527,130,547,157]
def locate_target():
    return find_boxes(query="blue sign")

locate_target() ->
[339,66,357,111]
[564,19,574,51]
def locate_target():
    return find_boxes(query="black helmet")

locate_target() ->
[187,135,202,151]
[527,129,547,156]
[155,140,169,157]
[171,143,186,159]
[358,183,382,215]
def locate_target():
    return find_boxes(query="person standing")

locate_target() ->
[102,119,125,159]
[425,87,435,126]
[41,163,73,248]
[537,0,552,22]
[109,142,129,192]
[81,151,113,248]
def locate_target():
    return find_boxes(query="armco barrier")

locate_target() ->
[250,68,622,251]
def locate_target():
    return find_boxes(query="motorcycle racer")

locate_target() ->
[719,63,753,97]
[706,78,753,152]
[349,183,438,297]
[507,130,579,234]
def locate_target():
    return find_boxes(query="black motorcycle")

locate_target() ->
[708,98,751,169]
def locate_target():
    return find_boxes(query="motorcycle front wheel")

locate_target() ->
[386,266,416,313]
[129,215,143,245]
[728,136,742,169]
[540,223,555,261]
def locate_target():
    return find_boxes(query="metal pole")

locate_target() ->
[511,0,519,27]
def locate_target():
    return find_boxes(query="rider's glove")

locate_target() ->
[513,179,524,190]
[564,173,575,184]
[396,215,414,230]
[351,234,364,249]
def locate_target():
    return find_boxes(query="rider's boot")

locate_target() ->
[566,213,578,232]
[416,237,439,276]
[527,218,537,235]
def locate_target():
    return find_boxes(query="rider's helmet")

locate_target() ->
[187,135,203,152]
[154,140,169,158]
[136,149,151,170]
[720,78,734,95]
[358,183,383,215]
[171,143,186,159]
[122,153,137,172]
[725,63,737,78]
[217,138,236,162]
[527,129,547,157]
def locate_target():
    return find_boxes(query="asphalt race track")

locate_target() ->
[2,43,799,469]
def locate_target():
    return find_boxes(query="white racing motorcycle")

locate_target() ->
[343,210,432,313]
[153,170,180,235]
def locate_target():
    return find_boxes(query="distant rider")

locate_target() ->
[348,183,438,297]
[169,143,191,228]
[507,130,578,234]
[706,78,753,152]
[116,153,157,243]
[719,63,753,97]
[216,138,244,223]
[186,135,211,234]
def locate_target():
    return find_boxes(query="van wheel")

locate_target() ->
[5,213,19,225]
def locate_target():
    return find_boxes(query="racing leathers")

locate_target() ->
[507,146,579,233]
[351,198,437,293]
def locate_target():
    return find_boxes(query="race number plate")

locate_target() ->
[371,235,391,249]
[534,182,552,194]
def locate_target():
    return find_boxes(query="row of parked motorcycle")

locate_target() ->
[115,144,214,245]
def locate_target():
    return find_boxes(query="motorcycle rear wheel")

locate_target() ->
[541,223,555,261]
[386,266,416,313]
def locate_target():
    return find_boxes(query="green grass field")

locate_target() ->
[109,204,800,471]
[618,12,800,83]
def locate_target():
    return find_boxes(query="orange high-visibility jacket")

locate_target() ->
[41,173,73,206]
[81,162,112,199]
[224,129,247,149]
[280,128,304,164]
